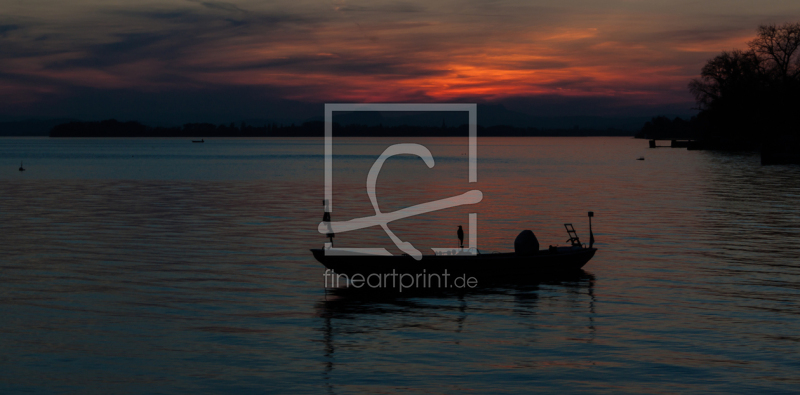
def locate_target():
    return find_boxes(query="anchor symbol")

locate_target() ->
[318,143,483,260]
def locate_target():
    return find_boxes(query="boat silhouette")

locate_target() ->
[312,212,598,278]
[192,139,204,143]
[18,161,25,171]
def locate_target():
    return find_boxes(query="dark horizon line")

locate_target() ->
[46,119,637,138]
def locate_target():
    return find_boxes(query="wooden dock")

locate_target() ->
[649,139,695,148]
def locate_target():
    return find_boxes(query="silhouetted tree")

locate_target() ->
[749,23,800,80]
[688,22,800,145]
[688,50,761,111]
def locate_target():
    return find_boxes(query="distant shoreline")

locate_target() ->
[47,119,635,138]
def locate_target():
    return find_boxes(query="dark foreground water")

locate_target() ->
[1,137,799,393]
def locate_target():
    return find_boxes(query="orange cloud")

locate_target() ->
[2,0,799,115]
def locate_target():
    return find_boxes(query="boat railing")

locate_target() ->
[564,223,582,247]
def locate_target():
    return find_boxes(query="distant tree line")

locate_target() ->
[51,119,291,138]
[635,116,699,140]
[0,118,76,136]
[50,119,634,138]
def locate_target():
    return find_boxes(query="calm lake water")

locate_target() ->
[1,137,799,393]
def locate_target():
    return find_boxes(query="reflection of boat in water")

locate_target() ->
[311,212,598,278]
[316,270,596,392]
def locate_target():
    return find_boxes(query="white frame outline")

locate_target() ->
[324,103,478,256]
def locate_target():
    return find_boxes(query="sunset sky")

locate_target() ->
[2,0,799,124]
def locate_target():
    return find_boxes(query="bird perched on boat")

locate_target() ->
[322,200,334,244]
[457,225,464,248]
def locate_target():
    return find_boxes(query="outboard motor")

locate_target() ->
[514,230,539,256]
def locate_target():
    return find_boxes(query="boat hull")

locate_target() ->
[311,247,596,278]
